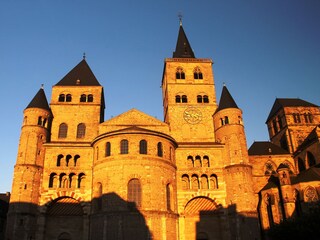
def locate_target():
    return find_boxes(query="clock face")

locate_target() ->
[183,107,202,124]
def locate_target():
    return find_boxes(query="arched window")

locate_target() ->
[66,155,72,167]
[265,162,276,175]
[88,94,93,102]
[128,178,141,207]
[191,175,199,190]
[194,67,203,79]
[69,173,76,188]
[175,95,181,103]
[176,67,185,79]
[182,174,190,190]
[49,173,58,188]
[78,173,86,188]
[187,156,194,167]
[120,139,129,154]
[58,94,65,102]
[194,155,201,167]
[57,154,63,167]
[197,95,203,103]
[139,140,147,154]
[203,95,209,103]
[181,95,188,103]
[58,123,68,138]
[66,94,72,102]
[59,173,68,188]
[307,151,316,167]
[105,142,111,157]
[203,156,209,167]
[224,116,229,124]
[201,175,209,189]
[74,155,80,166]
[157,142,163,157]
[80,94,86,102]
[76,123,86,138]
[210,174,218,189]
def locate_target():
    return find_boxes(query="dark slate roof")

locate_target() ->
[260,175,279,191]
[216,86,239,112]
[295,125,320,153]
[55,59,101,86]
[173,25,195,58]
[248,141,289,155]
[266,98,318,122]
[292,165,320,184]
[26,88,50,111]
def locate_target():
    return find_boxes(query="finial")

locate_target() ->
[178,12,183,26]
[41,84,44,89]
[223,82,226,87]
[83,52,86,60]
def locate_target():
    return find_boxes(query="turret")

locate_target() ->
[213,86,248,165]
[6,87,52,240]
[214,86,255,212]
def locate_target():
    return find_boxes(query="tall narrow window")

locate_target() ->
[66,155,72,167]
[175,95,181,103]
[194,67,203,79]
[307,151,316,167]
[120,139,129,154]
[166,184,172,211]
[272,119,278,133]
[182,175,190,190]
[157,142,163,157]
[76,123,86,138]
[224,116,229,124]
[203,95,209,103]
[139,140,147,154]
[74,155,80,167]
[58,123,68,138]
[58,94,65,102]
[66,94,72,102]
[176,67,185,79]
[105,142,111,157]
[49,173,57,188]
[57,154,63,167]
[128,178,141,207]
[197,95,202,103]
[201,175,209,189]
[78,173,86,188]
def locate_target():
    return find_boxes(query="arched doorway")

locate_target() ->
[183,197,221,240]
[44,197,84,240]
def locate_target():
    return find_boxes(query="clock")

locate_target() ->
[183,107,202,124]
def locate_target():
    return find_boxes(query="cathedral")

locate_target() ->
[5,22,320,240]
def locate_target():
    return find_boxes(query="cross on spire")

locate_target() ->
[178,12,183,26]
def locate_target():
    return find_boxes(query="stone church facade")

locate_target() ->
[5,23,320,240]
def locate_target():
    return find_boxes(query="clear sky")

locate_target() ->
[0,0,319,193]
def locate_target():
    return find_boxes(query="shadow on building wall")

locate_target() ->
[196,204,261,240]
[6,192,152,240]
[0,193,10,240]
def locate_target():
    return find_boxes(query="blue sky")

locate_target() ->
[0,0,319,192]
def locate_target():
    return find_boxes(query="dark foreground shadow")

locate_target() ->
[5,192,152,240]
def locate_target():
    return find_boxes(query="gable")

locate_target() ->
[99,108,169,134]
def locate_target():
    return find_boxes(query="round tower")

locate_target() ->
[213,86,259,238]
[6,87,52,240]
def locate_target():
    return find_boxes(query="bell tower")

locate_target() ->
[161,22,218,143]
[50,58,105,143]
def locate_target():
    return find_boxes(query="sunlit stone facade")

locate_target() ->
[5,23,320,240]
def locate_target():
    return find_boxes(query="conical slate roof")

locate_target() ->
[55,59,101,86]
[26,88,50,111]
[173,24,195,58]
[216,86,239,112]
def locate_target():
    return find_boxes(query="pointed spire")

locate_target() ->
[26,88,50,111]
[55,59,101,86]
[173,22,195,58]
[216,86,239,112]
